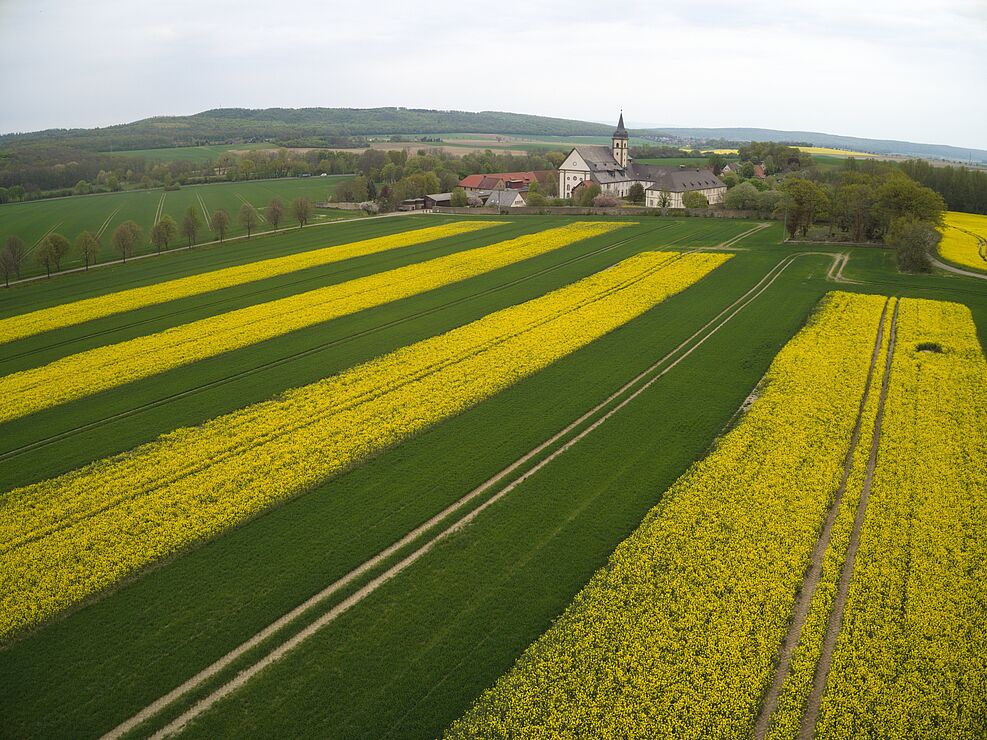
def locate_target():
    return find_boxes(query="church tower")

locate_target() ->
[612,112,629,168]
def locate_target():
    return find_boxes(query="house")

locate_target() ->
[398,197,426,211]
[485,189,526,208]
[459,175,506,192]
[558,113,726,205]
[644,169,729,209]
[458,171,553,192]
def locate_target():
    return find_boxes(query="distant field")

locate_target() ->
[799,145,878,158]
[0,176,355,277]
[637,156,739,167]
[106,143,277,163]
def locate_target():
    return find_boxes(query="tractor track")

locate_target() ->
[796,299,899,739]
[753,297,891,739]
[104,246,830,740]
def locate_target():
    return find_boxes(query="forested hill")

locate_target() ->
[649,127,987,164]
[0,108,614,151]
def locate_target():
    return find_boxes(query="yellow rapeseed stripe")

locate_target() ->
[816,298,987,737]
[938,211,987,271]
[0,222,625,424]
[0,250,729,639]
[797,146,878,158]
[0,221,502,344]
[446,292,888,738]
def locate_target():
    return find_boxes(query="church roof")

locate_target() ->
[644,168,725,192]
[614,112,628,138]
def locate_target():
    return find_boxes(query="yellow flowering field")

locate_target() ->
[938,211,987,271]
[446,292,889,738]
[0,250,728,639]
[816,297,987,737]
[0,222,624,424]
[0,220,500,344]
[764,304,892,739]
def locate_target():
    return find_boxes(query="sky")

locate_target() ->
[1,0,985,149]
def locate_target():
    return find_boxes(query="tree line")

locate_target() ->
[897,159,987,215]
[0,197,314,286]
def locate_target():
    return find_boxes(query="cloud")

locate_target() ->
[0,0,984,149]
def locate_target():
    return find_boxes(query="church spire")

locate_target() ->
[614,111,628,138]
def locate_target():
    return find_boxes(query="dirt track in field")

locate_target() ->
[796,299,899,739]
[753,297,891,739]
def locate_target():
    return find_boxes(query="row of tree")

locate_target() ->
[0,197,315,285]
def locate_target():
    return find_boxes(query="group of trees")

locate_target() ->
[897,159,987,215]
[775,169,945,271]
[0,196,314,284]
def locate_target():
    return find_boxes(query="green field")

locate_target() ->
[0,176,355,278]
[637,156,739,167]
[1,214,985,738]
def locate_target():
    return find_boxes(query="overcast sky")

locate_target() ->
[1,0,985,149]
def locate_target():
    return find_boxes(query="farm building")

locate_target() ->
[558,113,726,204]
[485,190,526,208]
[459,171,553,192]
[644,170,728,208]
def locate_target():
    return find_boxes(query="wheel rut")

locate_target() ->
[753,297,891,738]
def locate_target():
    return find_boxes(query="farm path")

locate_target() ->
[797,299,900,739]
[930,254,987,280]
[105,248,838,740]
[753,297,891,738]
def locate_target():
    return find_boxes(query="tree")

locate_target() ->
[3,236,26,279]
[723,182,760,210]
[593,193,620,208]
[238,203,259,237]
[0,247,16,286]
[450,187,468,207]
[291,197,313,228]
[832,183,875,242]
[886,215,937,272]
[265,199,284,230]
[682,190,710,209]
[656,191,672,209]
[40,233,70,271]
[707,153,727,175]
[873,174,946,235]
[780,178,830,237]
[149,215,178,253]
[36,241,57,278]
[181,207,201,248]
[210,209,231,242]
[75,230,100,270]
[628,183,645,204]
[576,183,601,206]
[112,221,142,262]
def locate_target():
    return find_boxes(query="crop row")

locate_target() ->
[446,292,888,738]
[0,222,625,424]
[939,211,987,271]
[0,250,728,640]
[816,297,987,737]
[0,220,499,344]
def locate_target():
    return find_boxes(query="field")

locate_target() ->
[0,176,355,278]
[0,211,985,739]
[106,143,279,163]
[939,210,987,271]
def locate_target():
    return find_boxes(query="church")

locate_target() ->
[557,114,727,208]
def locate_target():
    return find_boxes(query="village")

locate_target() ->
[399,114,731,211]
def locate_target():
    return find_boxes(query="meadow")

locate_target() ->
[0,176,354,278]
[0,211,984,739]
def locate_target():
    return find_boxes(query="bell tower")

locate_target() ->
[612,111,629,168]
